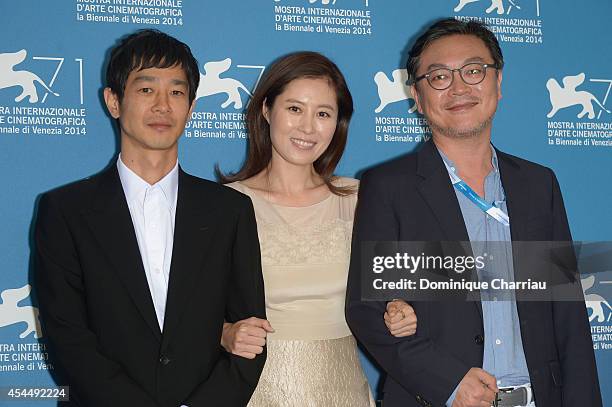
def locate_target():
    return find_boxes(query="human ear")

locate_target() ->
[262,98,270,124]
[104,88,121,119]
[496,70,503,101]
[410,85,424,114]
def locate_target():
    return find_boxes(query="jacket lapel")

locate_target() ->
[415,141,470,242]
[83,166,162,341]
[415,141,482,319]
[161,169,214,347]
[496,150,530,242]
[496,150,535,328]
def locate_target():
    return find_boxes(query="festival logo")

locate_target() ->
[273,0,372,36]
[0,50,59,104]
[372,66,430,144]
[374,68,417,114]
[75,0,184,26]
[545,72,612,148]
[0,285,42,339]
[454,0,524,16]
[582,275,612,352]
[195,58,253,110]
[0,284,52,373]
[0,49,87,137]
[186,57,264,141]
[546,73,611,120]
[582,276,612,324]
[453,0,543,44]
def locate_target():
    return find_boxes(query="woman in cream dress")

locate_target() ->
[219,52,417,407]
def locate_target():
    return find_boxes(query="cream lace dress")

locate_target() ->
[228,179,375,407]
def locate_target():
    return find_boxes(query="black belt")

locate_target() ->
[492,386,530,407]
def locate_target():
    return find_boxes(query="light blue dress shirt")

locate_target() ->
[440,147,531,406]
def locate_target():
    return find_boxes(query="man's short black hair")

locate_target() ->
[106,29,200,104]
[406,18,504,85]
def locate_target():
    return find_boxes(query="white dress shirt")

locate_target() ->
[117,155,178,330]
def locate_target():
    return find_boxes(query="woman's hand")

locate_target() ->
[384,300,417,337]
[221,317,274,359]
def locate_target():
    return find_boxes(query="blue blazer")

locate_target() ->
[346,140,602,407]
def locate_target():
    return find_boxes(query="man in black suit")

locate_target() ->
[346,19,601,407]
[35,30,266,407]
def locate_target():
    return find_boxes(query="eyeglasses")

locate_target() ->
[414,62,498,90]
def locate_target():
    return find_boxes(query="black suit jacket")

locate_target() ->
[35,165,266,407]
[346,141,602,407]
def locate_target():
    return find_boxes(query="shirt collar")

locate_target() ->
[117,154,179,211]
[437,143,499,174]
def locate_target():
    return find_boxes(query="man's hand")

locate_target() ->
[221,317,274,359]
[384,300,417,337]
[452,368,498,407]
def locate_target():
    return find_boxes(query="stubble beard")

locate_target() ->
[427,114,494,139]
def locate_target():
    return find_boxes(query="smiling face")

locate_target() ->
[263,77,338,169]
[410,34,502,140]
[104,64,195,158]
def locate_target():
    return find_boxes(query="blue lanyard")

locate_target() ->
[443,161,510,227]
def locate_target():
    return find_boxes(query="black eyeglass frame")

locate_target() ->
[413,63,499,90]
